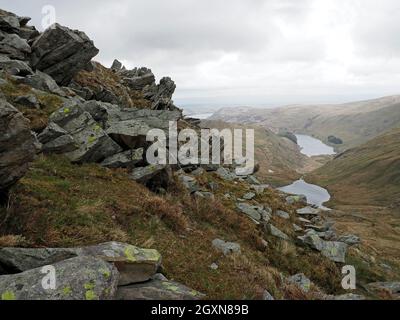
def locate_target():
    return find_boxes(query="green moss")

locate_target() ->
[85,290,97,300]
[62,286,72,296]
[1,290,16,300]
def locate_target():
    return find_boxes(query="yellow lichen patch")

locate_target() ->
[85,290,97,300]
[1,290,16,300]
[62,286,72,296]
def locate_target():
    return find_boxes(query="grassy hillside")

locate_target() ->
[309,128,400,207]
[0,155,352,299]
[211,96,400,151]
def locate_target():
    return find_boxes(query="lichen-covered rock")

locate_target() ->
[298,230,348,263]
[0,99,39,195]
[366,282,400,299]
[0,242,162,286]
[116,278,204,300]
[288,273,311,293]
[0,256,118,300]
[49,105,122,163]
[130,164,169,184]
[30,23,99,86]
[297,207,320,216]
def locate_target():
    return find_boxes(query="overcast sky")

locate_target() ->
[2,0,400,108]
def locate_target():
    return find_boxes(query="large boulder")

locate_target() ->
[0,99,39,196]
[48,104,122,163]
[0,30,31,60]
[0,242,162,286]
[298,230,348,263]
[0,10,20,34]
[0,256,118,300]
[30,23,99,86]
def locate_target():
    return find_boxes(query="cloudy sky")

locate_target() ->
[2,0,400,108]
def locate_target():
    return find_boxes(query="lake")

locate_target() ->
[188,113,214,120]
[295,134,336,157]
[278,179,331,208]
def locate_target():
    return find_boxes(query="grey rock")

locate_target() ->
[0,55,33,76]
[337,234,361,246]
[101,148,143,168]
[288,273,311,293]
[210,263,219,270]
[179,175,199,193]
[111,59,122,71]
[251,184,269,194]
[14,94,39,109]
[130,165,168,184]
[262,290,275,300]
[293,224,303,232]
[212,239,241,256]
[0,99,39,193]
[0,31,30,60]
[0,13,20,34]
[243,192,256,200]
[216,167,236,181]
[0,256,118,300]
[245,175,261,185]
[41,134,77,154]
[0,242,162,287]
[266,224,289,241]
[19,70,64,95]
[115,279,204,300]
[49,105,122,163]
[297,207,320,216]
[37,122,68,144]
[276,210,290,220]
[286,195,307,205]
[191,167,205,176]
[299,230,348,263]
[194,191,215,200]
[30,23,99,86]
[122,68,156,91]
[237,203,271,223]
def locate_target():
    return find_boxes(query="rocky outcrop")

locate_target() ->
[30,23,99,86]
[0,256,119,300]
[0,98,39,196]
[0,242,203,300]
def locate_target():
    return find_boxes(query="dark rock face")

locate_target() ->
[328,135,343,145]
[0,30,31,60]
[30,23,99,86]
[0,99,39,197]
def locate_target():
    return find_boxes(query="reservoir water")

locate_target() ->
[295,134,336,157]
[278,179,331,208]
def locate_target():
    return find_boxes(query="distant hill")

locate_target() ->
[211,96,400,151]
[309,128,400,207]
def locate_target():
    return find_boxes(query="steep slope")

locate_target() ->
[309,128,400,207]
[211,96,400,151]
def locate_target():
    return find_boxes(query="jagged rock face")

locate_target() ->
[0,30,31,60]
[30,23,99,86]
[0,256,119,300]
[0,54,33,76]
[0,99,39,196]
[48,104,122,163]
